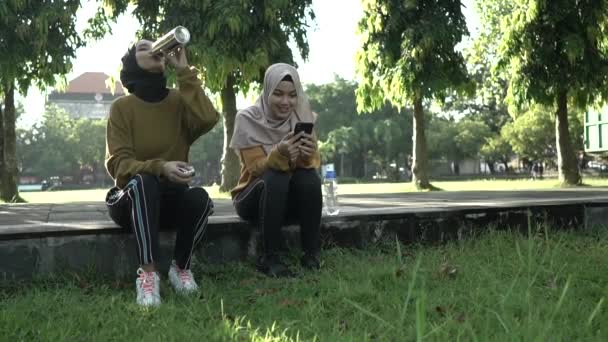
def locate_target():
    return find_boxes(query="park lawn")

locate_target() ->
[15,186,229,204]
[10,177,608,204]
[1,228,607,340]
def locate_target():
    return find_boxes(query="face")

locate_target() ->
[134,39,165,73]
[269,80,297,120]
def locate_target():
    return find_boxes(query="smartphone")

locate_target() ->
[294,122,314,137]
[178,166,196,177]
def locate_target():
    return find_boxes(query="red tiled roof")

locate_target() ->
[61,72,125,95]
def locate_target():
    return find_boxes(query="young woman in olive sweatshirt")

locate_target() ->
[105,40,219,306]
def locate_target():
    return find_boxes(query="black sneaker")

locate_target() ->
[256,255,294,278]
[300,253,320,270]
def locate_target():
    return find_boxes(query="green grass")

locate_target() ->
[15,186,229,204]
[338,177,608,194]
[11,177,608,204]
[2,228,607,340]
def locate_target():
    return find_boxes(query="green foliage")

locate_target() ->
[73,118,106,173]
[18,105,109,181]
[356,0,472,188]
[89,0,315,191]
[427,117,459,161]
[1,0,85,200]
[497,0,608,109]
[18,106,80,179]
[445,0,512,133]
[89,0,314,93]
[0,0,84,93]
[189,119,224,185]
[307,77,359,141]
[17,105,225,185]
[501,105,584,162]
[428,116,492,162]
[307,78,412,179]
[480,135,513,167]
[356,0,472,111]
[454,118,493,159]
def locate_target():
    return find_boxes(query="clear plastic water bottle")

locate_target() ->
[322,164,340,216]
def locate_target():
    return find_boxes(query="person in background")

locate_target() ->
[230,63,322,277]
[105,40,219,306]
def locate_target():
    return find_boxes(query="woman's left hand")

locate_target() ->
[166,46,188,70]
[298,133,317,160]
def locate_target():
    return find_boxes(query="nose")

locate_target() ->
[280,96,290,105]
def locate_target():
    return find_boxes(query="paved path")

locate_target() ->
[2,189,608,237]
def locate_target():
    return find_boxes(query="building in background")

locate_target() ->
[47,72,124,119]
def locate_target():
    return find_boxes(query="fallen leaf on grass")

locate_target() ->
[439,261,458,279]
[339,320,349,332]
[254,287,279,296]
[70,273,90,289]
[279,298,304,307]
[306,277,320,285]
[456,313,466,323]
[395,266,407,278]
[239,278,257,287]
[547,275,559,290]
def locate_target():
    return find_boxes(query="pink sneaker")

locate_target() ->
[168,260,199,294]
[135,268,161,307]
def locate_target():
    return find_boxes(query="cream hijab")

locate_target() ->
[230,63,315,154]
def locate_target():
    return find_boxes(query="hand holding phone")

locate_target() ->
[294,122,314,136]
[294,122,316,160]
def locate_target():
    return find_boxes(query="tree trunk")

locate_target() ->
[555,91,581,185]
[411,96,431,189]
[219,75,241,192]
[452,160,460,175]
[0,92,4,192]
[391,159,400,181]
[363,153,368,179]
[502,160,509,173]
[487,161,495,175]
[91,162,98,185]
[0,82,23,202]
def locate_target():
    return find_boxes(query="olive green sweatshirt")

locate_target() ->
[105,67,219,188]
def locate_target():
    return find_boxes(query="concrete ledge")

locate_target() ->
[2,190,608,280]
[0,203,604,281]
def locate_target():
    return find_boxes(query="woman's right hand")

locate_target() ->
[277,131,304,162]
[162,161,194,184]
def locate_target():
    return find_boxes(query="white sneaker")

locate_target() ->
[168,261,199,294]
[136,268,161,307]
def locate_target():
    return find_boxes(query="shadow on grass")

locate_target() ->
[415,183,443,192]
[556,182,592,188]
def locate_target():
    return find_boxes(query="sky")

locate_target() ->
[18,0,478,128]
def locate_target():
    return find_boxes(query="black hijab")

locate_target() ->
[119,45,169,103]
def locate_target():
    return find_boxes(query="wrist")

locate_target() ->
[161,161,170,176]
[276,145,289,157]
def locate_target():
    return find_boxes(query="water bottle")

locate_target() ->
[322,164,340,216]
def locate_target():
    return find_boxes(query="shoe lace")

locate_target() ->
[177,267,193,284]
[138,270,156,295]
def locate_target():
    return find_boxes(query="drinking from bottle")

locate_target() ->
[150,26,191,56]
